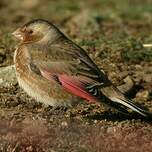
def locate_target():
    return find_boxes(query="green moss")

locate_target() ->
[122,49,152,62]
[121,39,152,62]
[47,0,79,13]
[79,40,96,47]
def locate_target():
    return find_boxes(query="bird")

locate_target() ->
[12,19,152,118]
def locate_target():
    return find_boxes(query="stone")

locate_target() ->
[0,65,17,88]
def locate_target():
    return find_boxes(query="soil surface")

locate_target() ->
[0,0,152,151]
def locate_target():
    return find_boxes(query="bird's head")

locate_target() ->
[12,19,61,44]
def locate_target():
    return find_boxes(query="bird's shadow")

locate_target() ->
[125,84,143,99]
[85,111,152,123]
[45,104,152,123]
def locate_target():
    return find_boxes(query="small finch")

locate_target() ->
[12,19,151,118]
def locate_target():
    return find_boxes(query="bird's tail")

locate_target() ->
[100,85,152,118]
[108,96,150,117]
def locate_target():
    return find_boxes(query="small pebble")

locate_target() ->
[61,121,68,127]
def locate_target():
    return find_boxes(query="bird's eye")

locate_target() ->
[28,30,33,34]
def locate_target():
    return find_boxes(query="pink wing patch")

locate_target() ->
[40,69,97,103]
[58,75,97,103]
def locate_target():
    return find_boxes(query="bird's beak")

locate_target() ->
[12,28,24,41]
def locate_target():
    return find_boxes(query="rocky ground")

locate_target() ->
[0,0,152,151]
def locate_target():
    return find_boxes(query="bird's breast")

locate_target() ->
[14,46,31,77]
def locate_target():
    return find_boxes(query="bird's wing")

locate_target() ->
[29,39,111,102]
[30,39,111,84]
[38,67,152,118]
[40,69,101,103]
[29,40,152,118]
[51,40,111,84]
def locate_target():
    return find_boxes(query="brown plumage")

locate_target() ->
[12,19,152,118]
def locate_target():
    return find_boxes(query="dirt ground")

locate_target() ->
[0,0,152,151]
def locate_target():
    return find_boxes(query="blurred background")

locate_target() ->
[1,0,152,74]
[0,0,152,151]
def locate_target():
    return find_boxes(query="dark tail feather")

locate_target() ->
[109,96,152,118]
[99,92,152,119]
[99,86,152,119]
